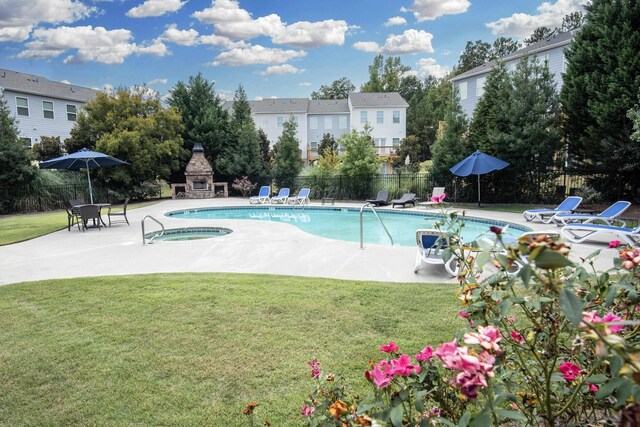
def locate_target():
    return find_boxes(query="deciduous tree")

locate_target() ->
[338,125,380,176]
[32,136,63,161]
[311,77,355,100]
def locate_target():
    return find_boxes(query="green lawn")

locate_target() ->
[0,273,460,426]
[0,200,161,246]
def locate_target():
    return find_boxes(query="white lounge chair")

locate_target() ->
[289,188,310,205]
[523,196,582,223]
[249,186,271,204]
[561,223,640,247]
[551,201,631,227]
[270,188,290,204]
[414,229,460,277]
[417,187,446,209]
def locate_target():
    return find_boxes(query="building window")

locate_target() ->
[393,138,400,147]
[277,116,284,127]
[393,111,400,124]
[310,116,317,129]
[16,97,29,116]
[324,116,332,129]
[20,137,32,148]
[67,104,77,121]
[476,76,487,97]
[360,111,367,124]
[310,141,318,150]
[458,82,468,101]
[374,138,386,146]
[376,111,384,124]
[339,116,347,129]
[43,101,54,119]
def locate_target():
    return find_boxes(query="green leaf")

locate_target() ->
[511,297,525,304]
[500,299,513,318]
[611,356,623,376]
[605,285,619,307]
[534,250,574,269]
[496,253,510,269]
[586,249,601,260]
[495,409,526,420]
[585,374,608,384]
[476,251,490,268]
[470,412,491,427]
[518,263,532,287]
[389,404,403,427]
[458,412,471,427]
[615,381,633,408]
[595,377,626,399]
[559,287,583,326]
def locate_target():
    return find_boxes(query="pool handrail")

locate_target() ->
[142,215,165,245]
[360,203,394,249]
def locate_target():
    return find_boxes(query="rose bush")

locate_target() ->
[301,209,640,426]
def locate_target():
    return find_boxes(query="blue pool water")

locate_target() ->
[165,207,531,247]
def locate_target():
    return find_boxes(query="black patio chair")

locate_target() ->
[390,193,417,208]
[366,190,389,207]
[79,204,102,231]
[108,198,130,226]
[65,207,81,231]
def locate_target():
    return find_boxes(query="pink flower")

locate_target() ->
[390,354,421,376]
[463,326,502,352]
[379,341,399,353]
[510,330,525,344]
[559,361,581,382]
[457,311,469,319]
[416,346,433,362]
[301,405,315,417]
[308,359,321,379]
[434,341,460,369]
[455,371,488,400]
[489,225,502,235]
[581,311,624,334]
[609,240,622,248]
[588,383,598,393]
[431,193,446,203]
[368,366,391,388]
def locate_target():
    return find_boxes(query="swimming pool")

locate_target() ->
[166,206,531,247]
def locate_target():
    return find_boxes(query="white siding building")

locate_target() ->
[450,31,574,117]
[0,68,98,147]
[226,92,408,168]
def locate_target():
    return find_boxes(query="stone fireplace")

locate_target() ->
[171,142,228,199]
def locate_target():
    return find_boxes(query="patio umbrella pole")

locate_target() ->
[477,174,481,207]
[85,160,94,204]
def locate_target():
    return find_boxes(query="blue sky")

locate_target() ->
[0,0,586,101]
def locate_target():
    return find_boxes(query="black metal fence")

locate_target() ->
[2,169,634,214]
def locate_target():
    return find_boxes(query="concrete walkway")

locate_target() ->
[0,198,621,286]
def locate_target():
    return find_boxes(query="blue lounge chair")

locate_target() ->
[522,196,582,223]
[249,186,271,204]
[561,223,640,247]
[289,188,310,205]
[270,188,290,204]
[551,201,631,227]
[414,229,459,277]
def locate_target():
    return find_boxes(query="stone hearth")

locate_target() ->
[171,142,227,199]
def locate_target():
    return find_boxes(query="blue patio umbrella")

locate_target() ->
[39,148,128,204]
[450,150,509,206]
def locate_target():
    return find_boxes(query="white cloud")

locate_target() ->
[271,19,349,48]
[405,0,470,22]
[160,24,199,46]
[198,33,248,48]
[384,16,407,26]
[416,58,450,78]
[258,64,304,76]
[17,25,166,64]
[147,78,168,85]
[209,44,306,67]
[126,0,186,18]
[486,0,587,38]
[0,0,95,42]
[192,0,349,47]
[299,82,312,87]
[353,41,380,53]
[381,29,434,55]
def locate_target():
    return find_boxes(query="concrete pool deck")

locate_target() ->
[0,198,621,286]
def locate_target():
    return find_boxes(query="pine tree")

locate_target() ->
[217,122,265,182]
[430,97,470,186]
[318,133,337,157]
[272,117,302,189]
[561,0,640,197]
[231,84,252,128]
[0,92,37,209]
[257,128,272,174]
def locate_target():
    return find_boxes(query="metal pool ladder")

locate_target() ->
[360,203,394,249]
[142,215,165,245]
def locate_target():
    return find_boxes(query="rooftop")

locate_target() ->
[450,31,575,81]
[348,92,409,108]
[0,68,99,102]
